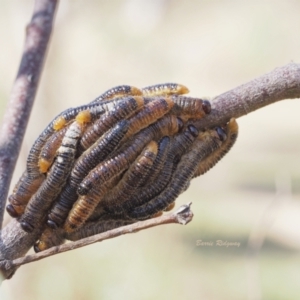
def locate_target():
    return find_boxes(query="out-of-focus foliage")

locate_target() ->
[1,1,300,299]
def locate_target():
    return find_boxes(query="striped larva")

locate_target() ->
[120,125,199,213]
[6,172,45,218]
[138,136,170,187]
[38,125,70,173]
[19,111,91,232]
[170,96,211,121]
[141,83,189,97]
[90,85,142,104]
[46,120,129,229]
[101,141,158,214]
[79,96,144,152]
[124,97,174,138]
[127,127,225,220]
[193,118,238,178]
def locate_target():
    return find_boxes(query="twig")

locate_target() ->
[0,0,58,228]
[2,203,193,271]
[194,63,300,130]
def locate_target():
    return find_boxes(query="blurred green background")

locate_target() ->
[1,0,300,299]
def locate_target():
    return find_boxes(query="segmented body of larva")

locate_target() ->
[138,136,170,187]
[170,96,211,121]
[119,125,199,214]
[64,141,158,232]
[101,141,158,214]
[126,127,226,220]
[124,97,174,138]
[77,115,182,195]
[47,120,129,229]
[19,111,91,232]
[34,227,65,253]
[90,85,143,104]
[6,172,45,217]
[141,83,189,97]
[79,96,144,152]
[193,118,238,178]
[38,125,70,173]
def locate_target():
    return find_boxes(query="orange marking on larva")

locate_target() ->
[125,97,174,138]
[53,116,67,131]
[76,110,91,124]
[146,140,158,154]
[134,96,145,109]
[38,125,70,173]
[130,87,143,97]
[38,158,52,173]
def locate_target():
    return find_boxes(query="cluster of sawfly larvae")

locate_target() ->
[6,83,238,253]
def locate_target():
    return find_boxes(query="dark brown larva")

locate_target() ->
[124,97,174,138]
[170,96,211,121]
[64,141,158,232]
[141,83,189,97]
[90,85,143,104]
[87,174,125,222]
[193,118,238,178]
[120,125,199,213]
[79,96,144,152]
[77,115,182,195]
[6,172,45,218]
[66,219,135,241]
[19,111,91,232]
[64,182,111,233]
[46,120,129,229]
[138,136,170,187]
[101,141,158,214]
[127,127,225,220]
[33,227,65,253]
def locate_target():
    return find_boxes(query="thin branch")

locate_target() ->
[194,63,300,130]
[0,0,58,228]
[1,203,193,272]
